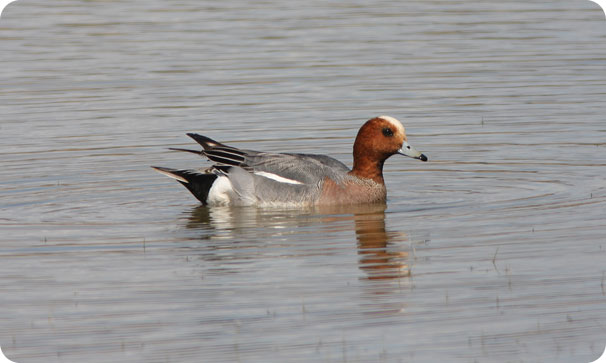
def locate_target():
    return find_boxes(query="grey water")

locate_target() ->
[1,0,605,362]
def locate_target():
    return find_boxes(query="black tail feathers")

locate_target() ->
[152,166,218,205]
[186,133,224,150]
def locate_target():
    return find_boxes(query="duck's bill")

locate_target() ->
[398,141,428,162]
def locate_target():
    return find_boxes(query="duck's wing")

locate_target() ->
[176,133,351,185]
[245,152,350,185]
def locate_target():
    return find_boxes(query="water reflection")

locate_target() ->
[351,206,411,280]
[185,203,417,280]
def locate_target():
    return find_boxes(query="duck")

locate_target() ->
[152,115,427,206]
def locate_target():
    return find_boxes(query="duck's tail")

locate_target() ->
[167,133,248,168]
[151,166,218,205]
[186,133,225,150]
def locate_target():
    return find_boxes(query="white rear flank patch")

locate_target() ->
[378,115,405,135]
[207,175,233,205]
[254,171,303,185]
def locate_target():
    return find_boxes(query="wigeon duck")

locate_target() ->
[152,116,427,206]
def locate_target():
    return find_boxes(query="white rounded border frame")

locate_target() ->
[0,1,604,363]
[0,0,19,17]
[589,0,606,18]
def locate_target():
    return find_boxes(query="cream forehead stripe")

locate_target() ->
[378,115,405,135]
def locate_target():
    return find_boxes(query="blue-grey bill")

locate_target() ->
[397,141,428,162]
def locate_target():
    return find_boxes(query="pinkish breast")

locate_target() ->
[317,177,387,205]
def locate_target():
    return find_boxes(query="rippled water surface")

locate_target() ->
[1,1,605,362]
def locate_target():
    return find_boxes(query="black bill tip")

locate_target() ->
[419,154,428,162]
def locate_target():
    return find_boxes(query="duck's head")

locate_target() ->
[353,115,428,164]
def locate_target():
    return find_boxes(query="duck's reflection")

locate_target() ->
[356,211,410,280]
[316,204,412,280]
[185,203,419,280]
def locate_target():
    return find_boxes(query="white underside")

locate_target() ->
[206,172,309,207]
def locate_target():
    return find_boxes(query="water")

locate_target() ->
[1,0,605,362]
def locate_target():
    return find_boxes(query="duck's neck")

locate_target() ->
[350,156,385,184]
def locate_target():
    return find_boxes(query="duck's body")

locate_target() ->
[153,116,427,206]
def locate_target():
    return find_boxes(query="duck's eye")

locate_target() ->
[382,127,394,137]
